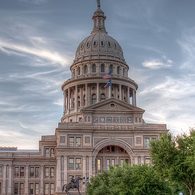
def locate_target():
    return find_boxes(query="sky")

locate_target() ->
[0,0,195,149]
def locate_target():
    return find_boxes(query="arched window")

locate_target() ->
[117,66,120,74]
[100,93,106,101]
[101,64,105,72]
[92,64,96,73]
[109,64,113,73]
[84,65,88,74]
[78,67,80,75]
[91,94,97,104]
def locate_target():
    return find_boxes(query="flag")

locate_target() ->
[102,70,112,79]
[104,79,112,88]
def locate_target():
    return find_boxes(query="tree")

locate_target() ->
[150,130,195,195]
[87,164,171,195]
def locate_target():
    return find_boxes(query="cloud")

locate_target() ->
[0,39,70,67]
[142,57,173,70]
[178,27,195,70]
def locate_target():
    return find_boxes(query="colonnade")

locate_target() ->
[63,83,137,114]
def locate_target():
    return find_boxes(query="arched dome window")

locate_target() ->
[78,67,81,75]
[100,93,106,101]
[101,64,105,73]
[92,64,96,73]
[93,41,97,47]
[117,66,120,74]
[84,65,88,74]
[108,41,111,47]
[109,64,113,73]
[91,94,97,104]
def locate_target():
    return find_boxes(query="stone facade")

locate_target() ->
[0,1,167,195]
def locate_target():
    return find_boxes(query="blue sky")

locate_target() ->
[0,0,195,149]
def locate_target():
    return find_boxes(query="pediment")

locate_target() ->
[81,98,144,114]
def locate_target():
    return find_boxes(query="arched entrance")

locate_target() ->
[95,145,131,173]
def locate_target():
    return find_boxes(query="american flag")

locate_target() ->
[102,70,112,79]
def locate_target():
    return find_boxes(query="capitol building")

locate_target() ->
[0,1,167,195]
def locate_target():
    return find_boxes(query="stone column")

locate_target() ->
[7,165,12,195]
[75,85,78,112]
[85,84,89,106]
[119,84,122,100]
[2,165,7,195]
[64,156,68,185]
[132,90,136,106]
[96,83,99,102]
[82,156,86,192]
[40,165,44,195]
[127,87,130,103]
[89,156,93,178]
[68,88,70,113]
[64,91,66,113]
[24,165,29,195]
[56,156,61,192]
[81,85,84,107]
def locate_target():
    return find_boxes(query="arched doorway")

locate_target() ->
[95,145,131,173]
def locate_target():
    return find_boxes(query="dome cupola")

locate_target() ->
[74,0,126,64]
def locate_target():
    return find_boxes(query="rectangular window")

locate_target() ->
[60,136,66,144]
[97,159,101,172]
[45,167,50,178]
[50,148,55,157]
[106,159,110,170]
[15,167,20,177]
[138,156,141,164]
[50,183,55,195]
[120,159,124,165]
[20,183,24,195]
[45,148,50,157]
[35,167,39,178]
[144,137,151,148]
[20,167,25,177]
[29,183,34,195]
[75,158,82,170]
[44,183,49,195]
[69,137,74,147]
[111,159,115,166]
[14,183,19,195]
[50,167,55,178]
[30,167,34,177]
[75,137,81,147]
[68,158,74,170]
[35,183,39,195]
[145,157,151,164]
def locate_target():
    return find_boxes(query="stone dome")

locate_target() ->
[75,32,125,63]
[73,5,125,64]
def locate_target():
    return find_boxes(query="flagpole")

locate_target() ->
[109,85,111,98]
